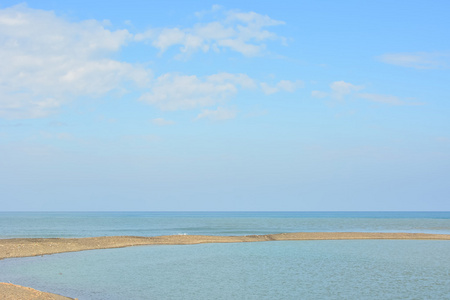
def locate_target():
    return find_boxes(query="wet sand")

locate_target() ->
[1,232,449,299]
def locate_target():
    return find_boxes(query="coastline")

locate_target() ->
[1,232,450,260]
[1,232,449,299]
[0,283,76,300]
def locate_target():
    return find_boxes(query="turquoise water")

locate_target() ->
[1,241,450,299]
[1,211,450,238]
[1,212,450,299]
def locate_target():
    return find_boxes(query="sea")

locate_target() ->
[0,211,449,299]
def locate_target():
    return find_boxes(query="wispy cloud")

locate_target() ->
[330,81,364,99]
[311,90,328,99]
[194,4,223,18]
[140,73,255,110]
[260,80,304,95]
[196,107,237,121]
[135,6,285,58]
[378,52,450,69]
[152,118,175,126]
[311,81,363,100]
[312,81,420,106]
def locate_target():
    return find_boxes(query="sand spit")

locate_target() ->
[1,232,450,260]
[1,233,449,299]
[0,283,76,300]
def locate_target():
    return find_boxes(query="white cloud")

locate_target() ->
[0,4,151,119]
[260,80,304,95]
[311,81,363,100]
[225,10,284,27]
[330,81,364,99]
[194,4,223,18]
[0,5,292,119]
[140,73,255,110]
[378,52,450,69]
[150,28,189,52]
[312,81,417,106]
[207,73,256,89]
[277,80,304,92]
[260,83,278,95]
[152,118,175,126]
[137,7,285,57]
[311,90,328,98]
[260,80,305,95]
[196,107,237,121]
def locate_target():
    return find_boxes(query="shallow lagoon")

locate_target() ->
[1,240,450,299]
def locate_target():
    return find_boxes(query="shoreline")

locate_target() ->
[0,282,76,300]
[1,232,449,299]
[1,232,450,260]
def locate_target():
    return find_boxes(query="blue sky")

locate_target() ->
[0,0,449,211]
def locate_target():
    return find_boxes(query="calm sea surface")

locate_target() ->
[1,211,450,238]
[1,212,449,299]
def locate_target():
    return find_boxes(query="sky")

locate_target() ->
[0,0,449,211]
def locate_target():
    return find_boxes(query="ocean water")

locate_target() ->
[1,212,450,299]
[1,211,450,238]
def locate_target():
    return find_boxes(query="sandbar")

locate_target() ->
[1,232,449,260]
[0,282,76,300]
[1,232,449,299]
